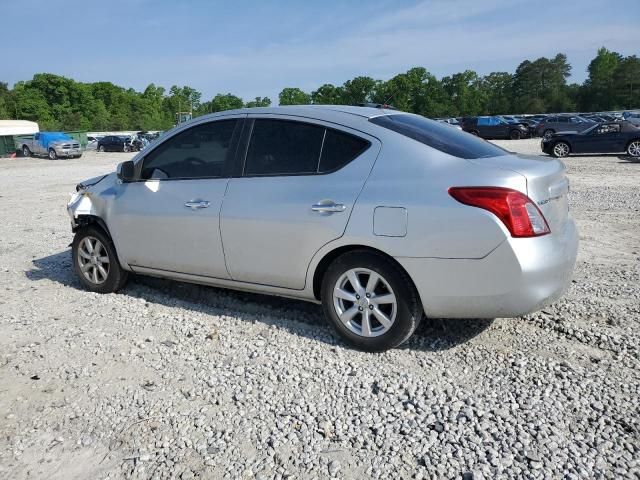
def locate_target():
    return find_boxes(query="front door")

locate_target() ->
[221,116,380,289]
[578,123,624,153]
[108,117,241,278]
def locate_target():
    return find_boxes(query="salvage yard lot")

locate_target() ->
[0,140,638,479]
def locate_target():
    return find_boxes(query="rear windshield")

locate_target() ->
[370,114,508,159]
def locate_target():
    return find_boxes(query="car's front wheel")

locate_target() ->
[72,226,128,293]
[48,148,58,160]
[321,250,422,351]
[552,141,570,158]
[627,140,640,157]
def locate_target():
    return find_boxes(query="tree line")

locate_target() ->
[0,47,638,131]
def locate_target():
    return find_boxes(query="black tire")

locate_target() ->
[72,226,128,294]
[626,139,640,157]
[469,130,479,136]
[48,148,58,160]
[22,146,31,157]
[543,129,555,139]
[321,250,422,352]
[98,145,106,152]
[123,144,130,152]
[509,129,521,140]
[551,141,570,158]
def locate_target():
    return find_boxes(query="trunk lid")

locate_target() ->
[468,154,570,233]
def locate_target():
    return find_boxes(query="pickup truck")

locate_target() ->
[19,132,82,159]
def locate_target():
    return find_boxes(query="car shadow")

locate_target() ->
[25,250,493,352]
[617,155,640,164]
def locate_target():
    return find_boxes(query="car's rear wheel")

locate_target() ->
[22,146,31,157]
[321,250,422,351]
[552,141,570,158]
[543,129,555,139]
[72,226,128,294]
[48,148,57,160]
[627,140,640,157]
[509,129,521,140]
[99,145,106,152]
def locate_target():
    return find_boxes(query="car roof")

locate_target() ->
[195,105,396,122]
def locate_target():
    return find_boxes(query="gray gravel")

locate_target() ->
[1,141,639,479]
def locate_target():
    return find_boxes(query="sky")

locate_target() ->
[1,0,638,103]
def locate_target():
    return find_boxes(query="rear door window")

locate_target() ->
[243,119,369,176]
[244,119,324,175]
[370,114,508,159]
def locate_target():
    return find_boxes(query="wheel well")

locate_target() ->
[311,244,420,303]
[626,138,640,148]
[73,215,111,237]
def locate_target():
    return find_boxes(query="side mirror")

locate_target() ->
[117,160,135,182]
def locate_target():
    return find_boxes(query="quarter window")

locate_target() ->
[319,129,370,173]
[141,120,237,180]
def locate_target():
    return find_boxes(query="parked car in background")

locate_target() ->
[20,132,82,159]
[461,116,529,139]
[435,118,463,130]
[536,115,595,138]
[86,135,102,150]
[501,116,538,137]
[622,111,640,126]
[541,121,640,158]
[67,106,577,351]
[97,135,133,152]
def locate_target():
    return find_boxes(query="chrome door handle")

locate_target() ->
[311,202,346,213]
[184,200,210,210]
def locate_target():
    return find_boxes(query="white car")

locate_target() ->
[67,106,578,351]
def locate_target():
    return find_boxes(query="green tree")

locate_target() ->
[441,70,485,116]
[245,96,271,108]
[581,47,622,111]
[613,55,640,109]
[197,93,244,115]
[341,76,376,104]
[512,53,572,112]
[479,72,513,115]
[311,84,344,104]
[371,67,451,116]
[278,87,311,105]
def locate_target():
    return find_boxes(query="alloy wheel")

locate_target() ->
[77,236,110,284]
[553,142,569,157]
[332,268,397,338]
[628,141,640,157]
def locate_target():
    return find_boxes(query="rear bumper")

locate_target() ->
[396,219,578,318]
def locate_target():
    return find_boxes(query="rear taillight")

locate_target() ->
[448,187,550,237]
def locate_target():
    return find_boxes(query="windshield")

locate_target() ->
[370,114,508,159]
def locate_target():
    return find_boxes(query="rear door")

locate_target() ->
[220,116,380,289]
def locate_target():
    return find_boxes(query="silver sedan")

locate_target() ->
[67,106,578,351]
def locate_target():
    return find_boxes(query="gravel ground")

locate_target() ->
[0,140,638,479]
